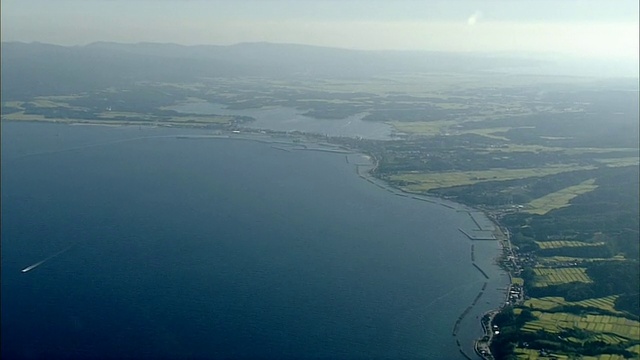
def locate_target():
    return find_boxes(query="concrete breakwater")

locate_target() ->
[473,263,490,280]
[459,228,497,241]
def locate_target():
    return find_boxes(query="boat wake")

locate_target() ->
[21,245,74,273]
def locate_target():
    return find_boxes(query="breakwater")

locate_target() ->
[459,228,497,241]
[452,281,490,359]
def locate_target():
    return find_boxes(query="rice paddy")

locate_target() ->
[389,120,457,136]
[521,311,640,341]
[523,179,598,215]
[535,240,605,250]
[515,348,569,359]
[595,157,640,168]
[532,267,592,287]
[2,111,48,121]
[389,165,596,192]
[524,295,620,313]
[516,348,632,360]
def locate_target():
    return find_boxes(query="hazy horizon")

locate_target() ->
[2,0,638,63]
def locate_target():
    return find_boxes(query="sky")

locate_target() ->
[2,0,639,62]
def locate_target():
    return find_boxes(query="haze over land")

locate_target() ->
[2,1,639,360]
[2,0,639,78]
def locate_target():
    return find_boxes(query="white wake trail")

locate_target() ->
[21,245,74,273]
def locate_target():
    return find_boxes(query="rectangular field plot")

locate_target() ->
[533,268,592,287]
[572,296,620,313]
[524,297,566,310]
[524,295,620,313]
[595,157,640,168]
[581,355,632,360]
[523,312,640,341]
[627,345,640,357]
[389,165,596,192]
[523,179,598,215]
[535,241,605,250]
[515,348,569,359]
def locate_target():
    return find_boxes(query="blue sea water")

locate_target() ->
[1,122,508,359]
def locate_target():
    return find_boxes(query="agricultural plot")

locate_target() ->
[580,355,632,360]
[535,240,605,250]
[2,111,48,121]
[524,295,620,313]
[514,349,631,360]
[2,100,24,108]
[389,120,456,136]
[478,144,637,155]
[455,127,513,141]
[627,344,640,357]
[532,267,592,287]
[572,296,620,313]
[29,99,70,108]
[25,96,85,110]
[390,120,516,140]
[524,297,567,311]
[595,157,640,168]
[521,311,640,341]
[523,179,598,215]
[515,348,569,359]
[591,333,630,345]
[537,256,625,266]
[389,165,596,192]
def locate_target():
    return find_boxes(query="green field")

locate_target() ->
[521,311,640,341]
[523,179,598,215]
[595,157,640,168]
[389,120,516,140]
[2,111,48,121]
[516,348,631,360]
[515,348,569,359]
[478,144,637,155]
[535,240,605,250]
[524,295,620,313]
[455,127,513,140]
[389,120,456,136]
[390,165,597,192]
[533,267,592,287]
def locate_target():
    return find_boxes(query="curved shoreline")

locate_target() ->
[7,119,511,359]
[354,147,512,360]
[346,142,511,360]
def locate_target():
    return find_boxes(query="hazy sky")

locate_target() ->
[2,0,638,60]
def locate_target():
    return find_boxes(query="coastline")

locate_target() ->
[359,150,513,360]
[4,118,512,359]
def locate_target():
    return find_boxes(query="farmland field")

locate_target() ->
[532,267,592,287]
[389,165,597,192]
[516,348,631,360]
[389,120,456,136]
[524,295,620,313]
[523,179,598,215]
[535,240,606,250]
[594,157,640,168]
[537,256,626,266]
[521,311,640,341]
[515,348,569,359]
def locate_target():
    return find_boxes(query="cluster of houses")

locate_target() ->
[506,284,523,305]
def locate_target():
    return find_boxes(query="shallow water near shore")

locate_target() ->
[2,122,508,359]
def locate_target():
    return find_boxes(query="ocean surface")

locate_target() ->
[1,122,508,359]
